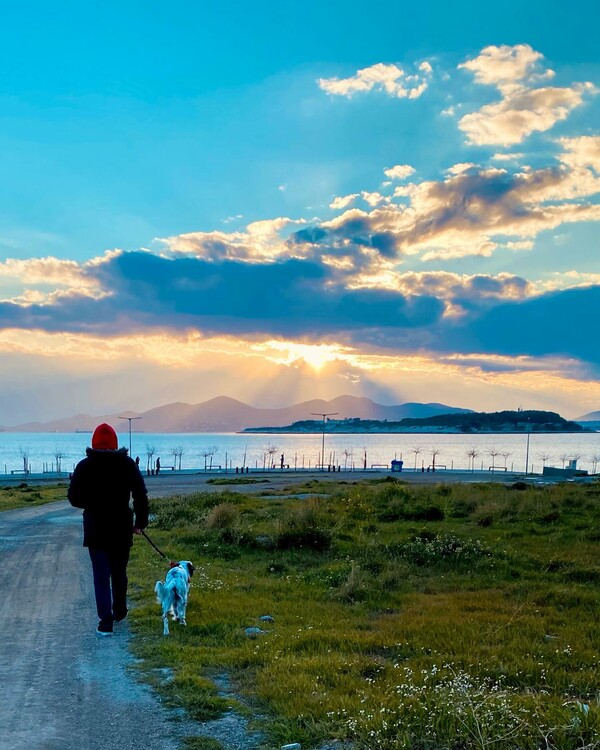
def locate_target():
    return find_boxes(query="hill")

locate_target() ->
[243,409,586,434]
[0,395,472,433]
[577,409,600,421]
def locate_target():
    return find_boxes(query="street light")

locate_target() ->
[310,412,338,470]
[524,417,531,475]
[119,416,142,456]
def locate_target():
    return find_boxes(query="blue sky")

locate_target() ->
[1,0,599,423]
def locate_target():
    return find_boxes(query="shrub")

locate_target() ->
[391,532,496,568]
[152,493,224,529]
[205,503,239,531]
[449,498,477,518]
[398,502,445,522]
[338,664,600,750]
[511,481,529,491]
[331,563,371,603]
[276,501,332,551]
[204,502,241,543]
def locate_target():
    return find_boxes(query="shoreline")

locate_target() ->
[241,428,592,435]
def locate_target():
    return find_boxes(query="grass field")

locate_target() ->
[0,482,67,511]
[126,477,600,749]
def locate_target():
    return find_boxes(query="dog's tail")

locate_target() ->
[155,580,166,603]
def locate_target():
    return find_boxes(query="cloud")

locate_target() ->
[536,270,600,292]
[491,152,525,162]
[458,44,552,94]
[458,44,596,145]
[330,194,359,210]
[318,61,432,99]
[0,257,99,292]
[304,159,600,262]
[350,270,532,304]
[459,84,594,146]
[439,285,600,366]
[383,164,415,180]
[445,163,477,175]
[557,135,600,172]
[4,244,599,373]
[0,251,445,339]
[159,217,307,263]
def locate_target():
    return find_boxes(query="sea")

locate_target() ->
[1,431,599,476]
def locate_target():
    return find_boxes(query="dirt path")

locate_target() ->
[0,501,198,750]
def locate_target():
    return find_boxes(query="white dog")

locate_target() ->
[155,560,194,635]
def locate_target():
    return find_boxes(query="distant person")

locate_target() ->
[68,423,148,636]
[155,456,161,475]
[135,455,140,468]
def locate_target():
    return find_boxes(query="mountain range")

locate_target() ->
[577,410,600,421]
[0,395,473,433]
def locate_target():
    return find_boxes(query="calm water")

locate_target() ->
[1,431,599,475]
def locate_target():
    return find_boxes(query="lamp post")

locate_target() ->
[310,412,338,470]
[524,418,531,475]
[119,416,142,456]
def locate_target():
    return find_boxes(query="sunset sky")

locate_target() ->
[1,0,599,424]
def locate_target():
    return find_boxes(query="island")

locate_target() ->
[242,409,589,434]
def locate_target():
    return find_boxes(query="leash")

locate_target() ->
[140,529,168,559]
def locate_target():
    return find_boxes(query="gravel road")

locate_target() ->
[0,501,198,750]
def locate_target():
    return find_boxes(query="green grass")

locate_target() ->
[181,738,225,750]
[0,482,67,511]
[127,479,600,749]
[206,477,270,485]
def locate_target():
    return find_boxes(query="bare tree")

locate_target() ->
[145,444,156,474]
[590,454,600,474]
[200,446,218,470]
[343,448,352,471]
[499,450,511,469]
[266,443,278,470]
[466,447,479,473]
[430,448,441,471]
[488,447,499,473]
[53,446,66,473]
[558,453,569,468]
[412,445,423,471]
[536,452,551,470]
[170,445,184,471]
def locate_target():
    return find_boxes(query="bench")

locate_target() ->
[488,466,507,471]
[10,469,29,475]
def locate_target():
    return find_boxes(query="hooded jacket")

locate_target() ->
[68,447,149,549]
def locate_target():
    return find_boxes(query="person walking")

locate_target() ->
[68,423,149,636]
[155,456,161,475]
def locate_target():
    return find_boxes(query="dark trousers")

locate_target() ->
[88,547,130,625]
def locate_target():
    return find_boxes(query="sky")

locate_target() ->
[1,0,599,424]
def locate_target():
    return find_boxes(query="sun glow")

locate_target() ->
[250,340,351,371]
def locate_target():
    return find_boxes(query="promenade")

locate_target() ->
[0,466,589,498]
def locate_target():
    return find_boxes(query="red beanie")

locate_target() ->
[92,423,118,450]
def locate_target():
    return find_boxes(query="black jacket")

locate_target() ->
[68,448,149,549]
